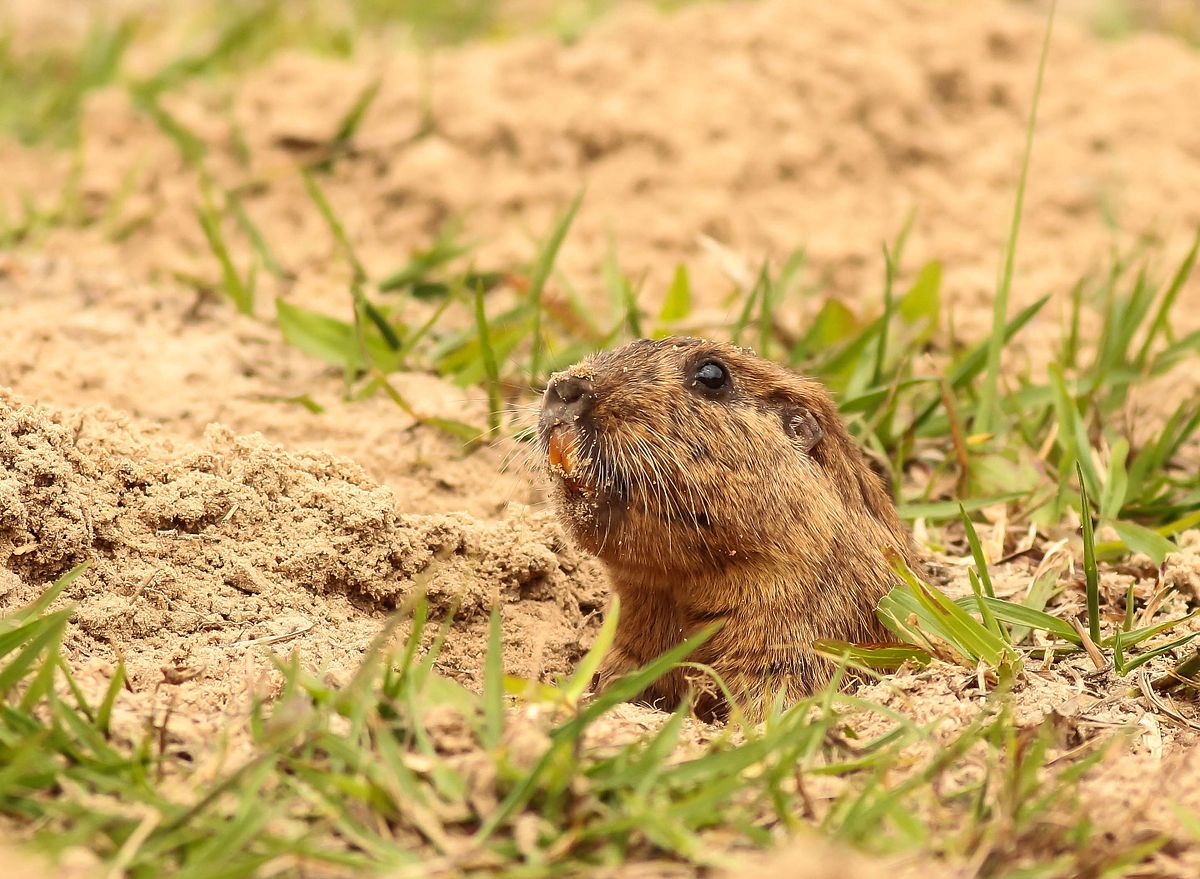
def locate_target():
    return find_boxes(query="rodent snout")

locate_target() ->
[542,374,594,423]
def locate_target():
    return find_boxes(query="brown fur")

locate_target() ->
[539,337,922,720]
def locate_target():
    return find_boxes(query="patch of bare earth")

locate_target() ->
[2,0,1200,875]
[0,389,605,749]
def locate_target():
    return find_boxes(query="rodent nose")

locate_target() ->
[544,375,593,420]
[552,376,590,405]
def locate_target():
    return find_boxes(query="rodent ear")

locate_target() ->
[782,407,823,454]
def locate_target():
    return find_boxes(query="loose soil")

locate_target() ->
[2,0,1200,875]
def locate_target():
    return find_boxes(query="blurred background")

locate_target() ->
[1,0,1199,441]
[1,0,1198,149]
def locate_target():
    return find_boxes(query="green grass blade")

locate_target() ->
[197,195,253,315]
[474,278,503,438]
[621,273,645,338]
[885,556,1016,671]
[897,494,1022,522]
[1078,461,1102,645]
[359,298,401,352]
[330,78,382,151]
[5,562,88,627]
[731,264,766,346]
[1112,521,1177,565]
[473,622,716,844]
[1099,438,1130,521]
[872,243,896,386]
[812,640,931,671]
[136,93,206,164]
[96,657,127,738]
[300,167,366,282]
[227,192,285,279]
[628,704,689,798]
[655,264,692,331]
[377,226,474,293]
[1117,632,1200,676]
[1108,610,1198,650]
[276,298,364,370]
[758,262,776,358]
[1010,561,1065,645]
[398,290,455,362]
[578,623,719,725]
[908,294,1050,434]
[975,0,1056,435]
[953,596,1081,645]
[1051,365,1101,498]
[1135,227,1200,367]
[18,648,61,712]
[0,611,70,697]
[136,7,264,96]
[960,506,996,599]
[528,190,583,386]
[562,595,620,708]
[968,570,1006,642]
[482,605,504,749]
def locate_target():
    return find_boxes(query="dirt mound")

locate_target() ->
[0,390,604,737]
[0,254,543,521]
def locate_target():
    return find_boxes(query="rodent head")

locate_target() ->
[538,337,906,582]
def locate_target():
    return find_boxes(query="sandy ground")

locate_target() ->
[2,0,1200,874]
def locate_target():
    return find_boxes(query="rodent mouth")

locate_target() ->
[545,424,593,495]
[542,422,635,506]
[543,423,714,533]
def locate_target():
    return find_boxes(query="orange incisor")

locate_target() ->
[547,425,577,475]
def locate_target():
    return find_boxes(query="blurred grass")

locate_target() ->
[0,17,134,145]
[1048,0,1200,44]
[0,0,706,147]
[0,1,1197,147]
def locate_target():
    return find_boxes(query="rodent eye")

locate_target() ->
[693,360,729,392]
